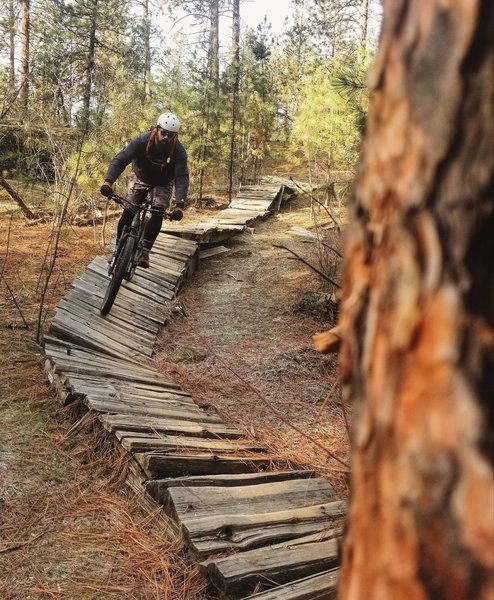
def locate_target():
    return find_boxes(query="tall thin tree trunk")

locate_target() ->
[81,0,98,130]
[208,0,220,134]
[209,0,219,88]
[228,0,240,200]
[339,1,494,599]
[358,0,368,53]
[197,0,220,200]
[9,0,15,89]
[20,0,29,110]
[143,0,151,102]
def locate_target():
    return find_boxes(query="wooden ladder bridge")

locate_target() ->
[43,181,345,599]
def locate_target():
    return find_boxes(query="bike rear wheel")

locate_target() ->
[100,236,135,315]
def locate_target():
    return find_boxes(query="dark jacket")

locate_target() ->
[104,131,189,204]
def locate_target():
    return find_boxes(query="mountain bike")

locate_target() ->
[100,193,176,316]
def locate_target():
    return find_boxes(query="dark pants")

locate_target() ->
[117,172,174,250]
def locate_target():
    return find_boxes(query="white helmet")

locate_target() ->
[157,112,180,132]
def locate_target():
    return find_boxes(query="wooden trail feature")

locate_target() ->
[43,181,345,599]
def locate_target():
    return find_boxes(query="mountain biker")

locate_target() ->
[100,112,188,268]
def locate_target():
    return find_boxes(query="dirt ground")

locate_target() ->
[153,197,349,489]
[0,194,348,598]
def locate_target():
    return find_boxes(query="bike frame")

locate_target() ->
[100,192,173,316]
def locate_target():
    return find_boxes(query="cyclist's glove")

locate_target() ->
[100,183,113,198]
[171,208,184,221]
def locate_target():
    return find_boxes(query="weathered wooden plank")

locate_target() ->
[53,371,190,398]
[85,394,195,414]
[45,359,188,393]
[58,373,193,398]
[112,385,193,401]
[47,358,187,392]
[79,265,170,314]
[88,255,180,293]
[167,478,336,519]
[59,272,166,324]
[216,210,268,221]
[230,197,275,204]
[152,245,198,261]
[199,246,230,259]
[116,432,264,454]
[151,239,194,254]
[62,286,161,335]
[146,471,317,494]
[69,274,171,326]
[88,260,175,304]
[50,312,150,362]
[91,257,178,299]
[55,299,156,352]
[58,379,194,410]
[154,233,199,253]
[52,306,153,358]
[98,403,225,427]
[44,360,78,404]
[200,538,340,598]
[43,337,147,368]
[86,397,220,423]
[160,223,245,243]
[145,251,186,272]
[58,295,157,346]
[135,452,271,478]
[99,413,243,439]
[179,504,346,556]
[229,200,274,209]
[128,266,180,292]
[47,358,181,390]
[76,387,195,411]
[240,569,339,600]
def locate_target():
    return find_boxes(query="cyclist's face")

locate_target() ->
[157,127,176,144]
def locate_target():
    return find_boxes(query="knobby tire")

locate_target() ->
[100,236,135,315]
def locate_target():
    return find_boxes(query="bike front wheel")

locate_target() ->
[100,236,135,315]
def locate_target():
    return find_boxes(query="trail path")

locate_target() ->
[0,185,348,599]
[153,200,348,488]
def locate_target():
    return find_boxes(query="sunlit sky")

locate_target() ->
[240,0,294,33]
[162,1,295,42]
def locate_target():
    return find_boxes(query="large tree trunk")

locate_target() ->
[339,1,494,599]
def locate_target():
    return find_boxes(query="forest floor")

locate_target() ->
[0,192,349,599]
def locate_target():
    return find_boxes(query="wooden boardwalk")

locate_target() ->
[43,181,345,599]
[161,182,286,243]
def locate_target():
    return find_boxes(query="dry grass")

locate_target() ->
[0,193,348,598]
[153,195,351,496]
[0,212,211,599]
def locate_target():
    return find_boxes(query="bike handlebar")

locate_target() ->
[110,192,125,205]
[108,192,182,221]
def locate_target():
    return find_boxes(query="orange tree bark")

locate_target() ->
[339,1,494,599]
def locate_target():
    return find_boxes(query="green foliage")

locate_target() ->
[0,0,381,208]
[331,65,369,132]
[291,62,365,174]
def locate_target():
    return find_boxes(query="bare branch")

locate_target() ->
[289,177,342,234]
[0,175,38,220]
[273,243,341,288]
